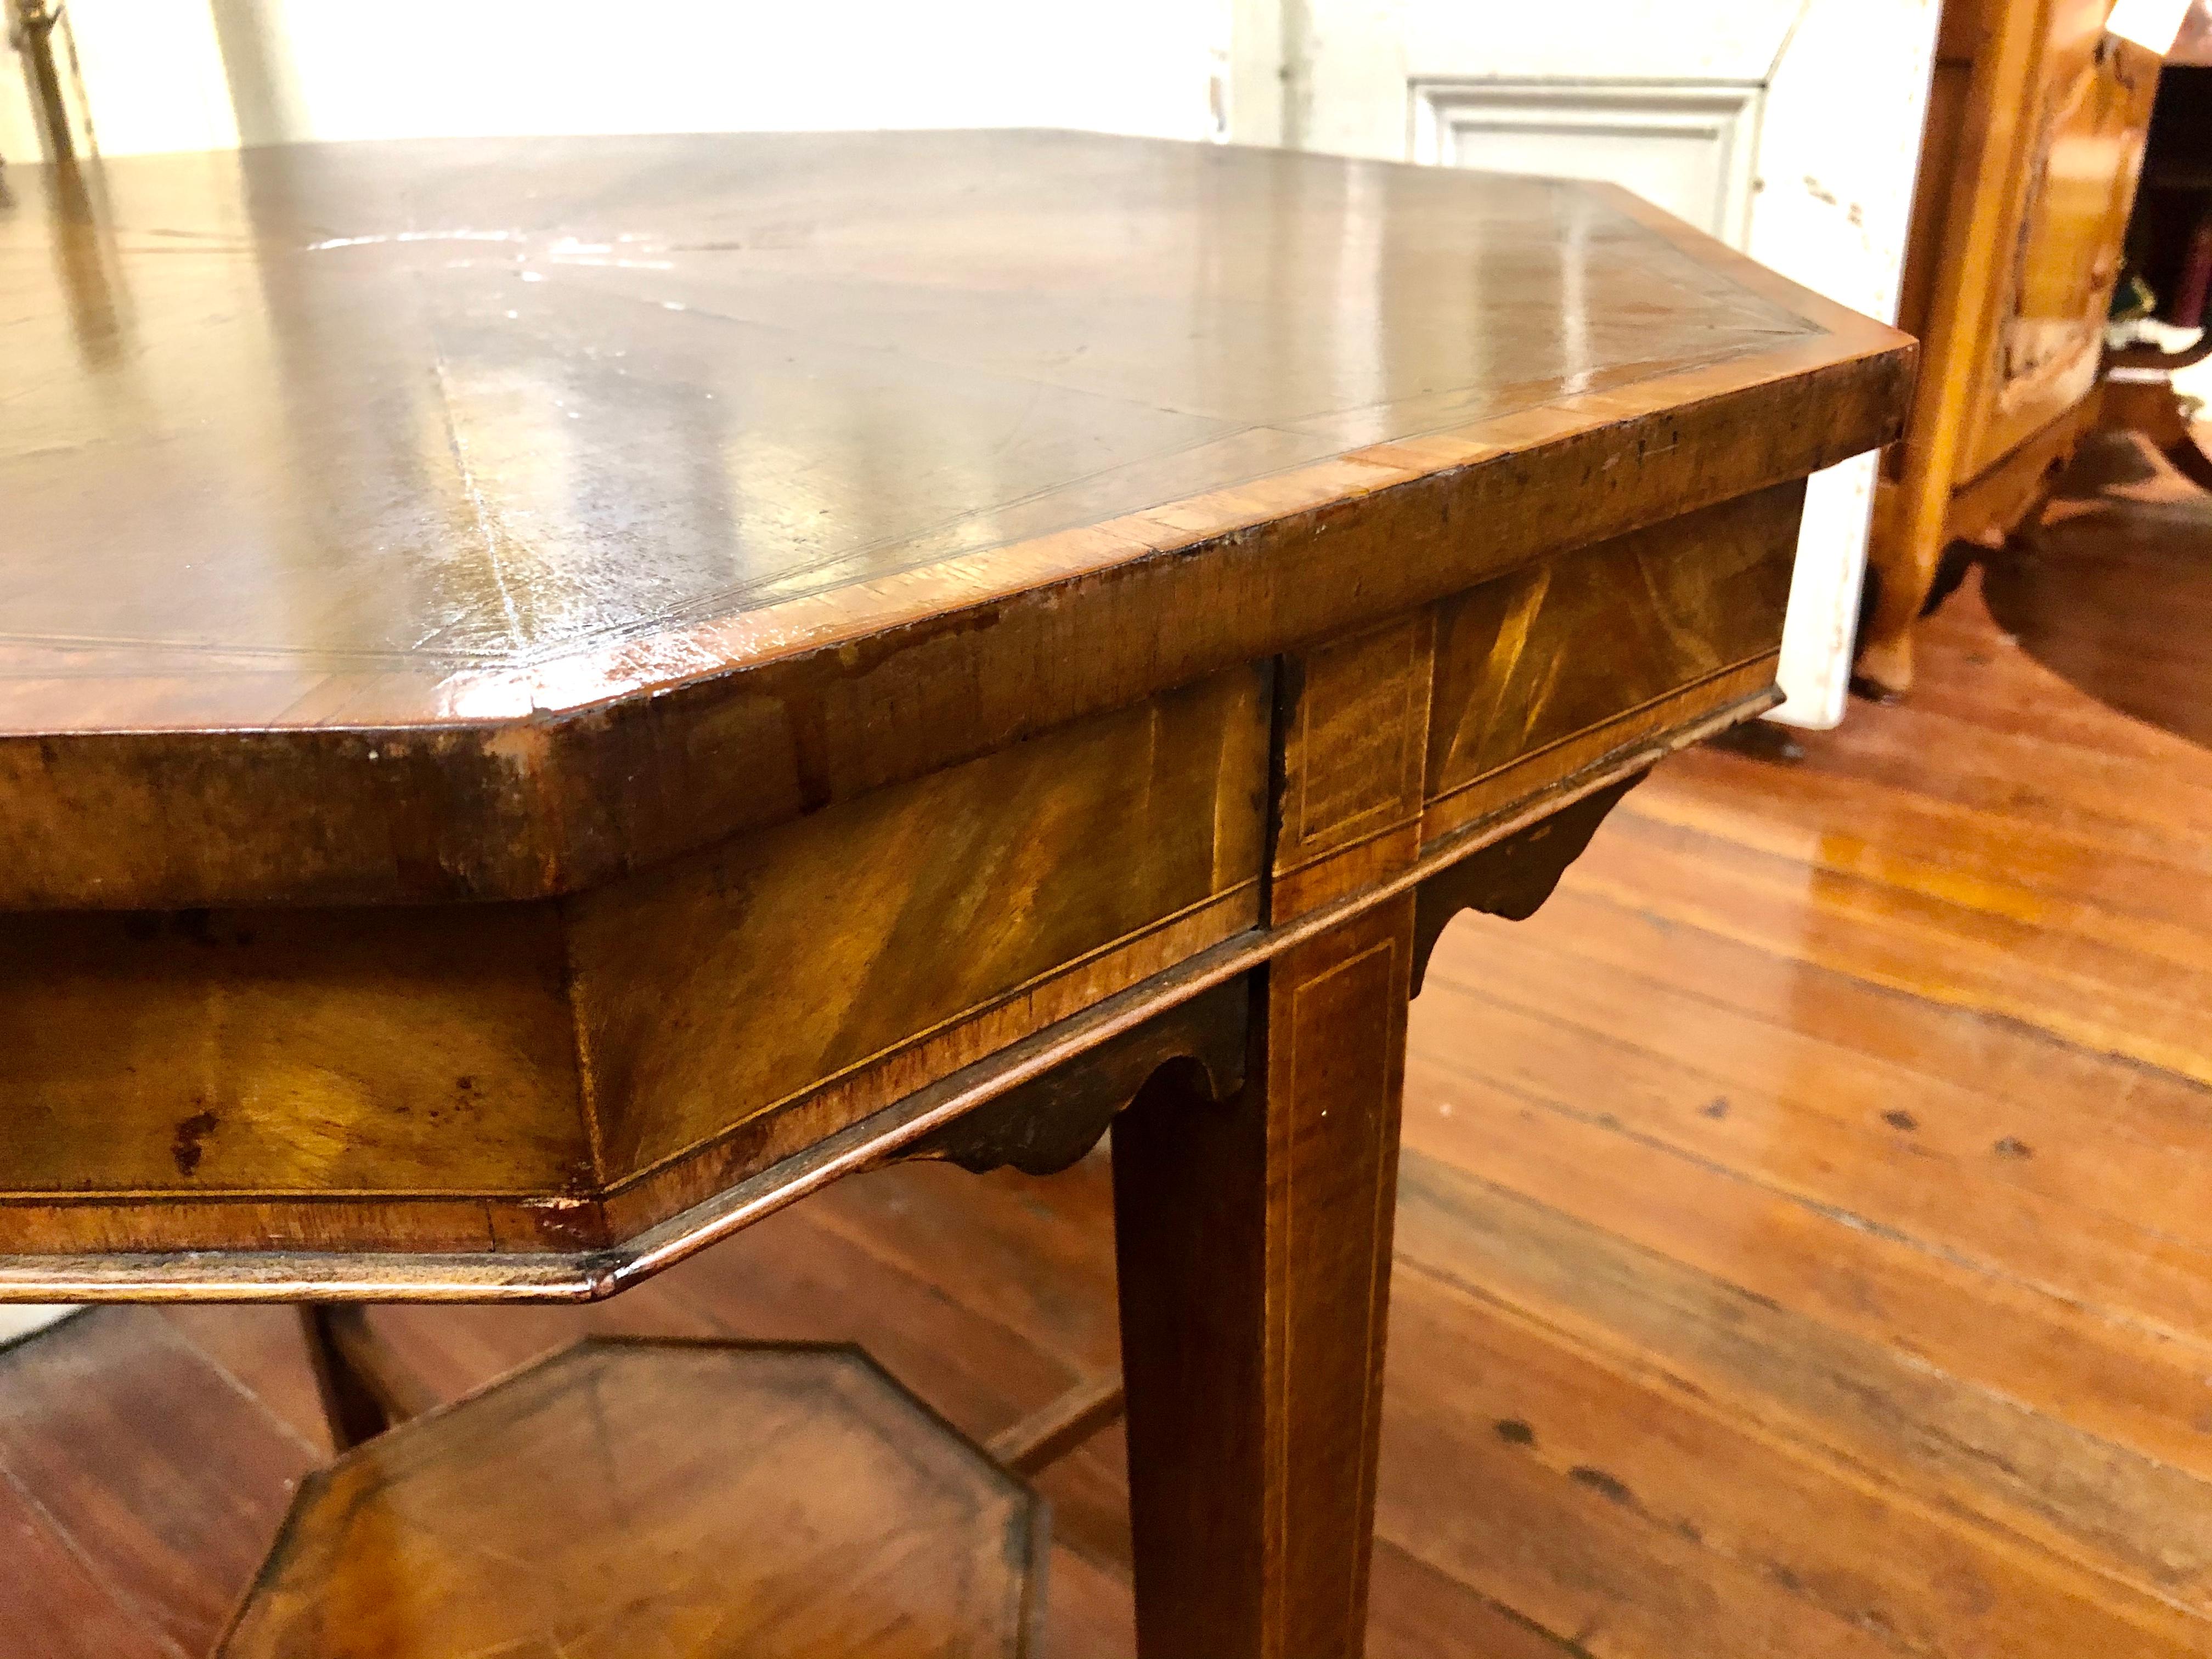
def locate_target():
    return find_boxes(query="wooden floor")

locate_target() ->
[5,432,2210,1657]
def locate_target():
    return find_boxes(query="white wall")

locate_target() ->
[8,0,1233,159]
[1296,0,1803,155]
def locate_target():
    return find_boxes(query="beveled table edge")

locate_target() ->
[0,678,1774,1304]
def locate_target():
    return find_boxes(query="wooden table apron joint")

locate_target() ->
[0,678,1764,1307]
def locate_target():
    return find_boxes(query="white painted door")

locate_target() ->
[1255,0,1943,727]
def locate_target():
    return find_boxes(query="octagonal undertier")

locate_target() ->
[215,1340,1046,1657]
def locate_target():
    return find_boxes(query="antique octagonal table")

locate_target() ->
[0,132,1910,1656]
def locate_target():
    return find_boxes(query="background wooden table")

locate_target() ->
[0,131,1910,1657]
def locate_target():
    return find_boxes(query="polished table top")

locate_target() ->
[0,132,1906,910]
[9,131,1810,666]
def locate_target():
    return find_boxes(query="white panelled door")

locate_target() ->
[1409,80,1765,244]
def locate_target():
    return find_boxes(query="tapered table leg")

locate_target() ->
[1113,894,1412,1659]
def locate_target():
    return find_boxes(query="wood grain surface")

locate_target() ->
[1422,482,1797,843]
[0,507,1799,1281]
[0,131,1909,1290]
[0,133,1917,1659]
[214,1340,1045,1658]
[9,443,2207,1656]
[1113,898,1413,1659]
[1268,616,1434,921]
[575,665,1268,1195]
[0,134,1909,907]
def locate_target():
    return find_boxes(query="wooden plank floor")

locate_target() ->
[3,432,2209,1656]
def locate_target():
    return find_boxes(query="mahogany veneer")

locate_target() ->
[0,130,1910,1658]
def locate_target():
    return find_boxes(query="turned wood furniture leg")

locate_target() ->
[1857,543,1932,697]
[1112,895,1412,1659]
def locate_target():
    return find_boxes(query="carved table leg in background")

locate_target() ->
[1112,895,1413,1659]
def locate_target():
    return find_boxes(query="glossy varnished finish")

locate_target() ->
[0,670,1268,1264]
[215,1340,1046,1658]
[1985,429,2212,746]
[1380,440,2212,1655]
[1,133,1907,907]
[1962,1,2155,479]
[0,135,1909,1288]
[0,133,1909,1659]
[8,135,1813,673]
[1421,482,1798,844]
